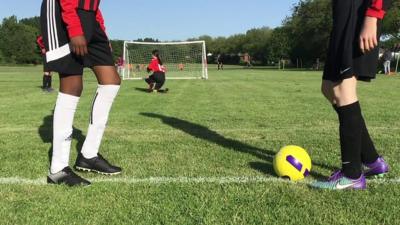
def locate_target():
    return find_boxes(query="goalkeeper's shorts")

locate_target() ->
[40,1,114,75]
[323,0,384,82]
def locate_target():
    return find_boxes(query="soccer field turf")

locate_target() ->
[0,66,399,225]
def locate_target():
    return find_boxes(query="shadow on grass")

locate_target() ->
[140,113,334,179]
[134,87,150,93]
[135,87,169,94]
[38,113,86,165]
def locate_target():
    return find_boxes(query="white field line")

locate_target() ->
[0,176,399,186]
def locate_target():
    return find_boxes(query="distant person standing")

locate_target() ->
[383,49,393,75]
[37,35,54,92]
[116,56,125,75]
[217,54,224,70]
[243,53,252,68]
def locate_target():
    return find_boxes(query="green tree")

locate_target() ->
[0,16,40,64]
[242,27,273,64]
[268,26,291,63]
[284,0,332,66]
[382,0,400,40]
[20,16,41,33]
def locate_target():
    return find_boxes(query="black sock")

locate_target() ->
[336,102,363,179]
[47,76,52,88]
[335,104,379,164]
[360,117,379,164]
[42,75,47,88]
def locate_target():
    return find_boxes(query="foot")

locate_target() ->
[46,87,54,93]
[74,153,122,175]
[310,171,366,190]
[364,156,389,178]
[148,83,155,92]
[47,167,91,187]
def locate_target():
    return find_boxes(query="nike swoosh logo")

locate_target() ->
[336,181,358,190]
[340,67,351,74]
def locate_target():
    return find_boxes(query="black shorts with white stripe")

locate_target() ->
[40,0,114,75]
[323,0,382,82]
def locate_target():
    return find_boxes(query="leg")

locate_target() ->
[77,66,122,174]
[47,77,90,186]
[332,77,363,180]
[145,75,156,91]
[47,72,53,89]
[44,71,54,92]
[384,62,388,74]
[154,73,165,90]
[42,73,47,89]
[311,77,366,190]
[50,75,83,174]
[321,80,336,105]
[330,77,386,177]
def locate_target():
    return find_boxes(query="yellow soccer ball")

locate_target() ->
[273,145,312,181]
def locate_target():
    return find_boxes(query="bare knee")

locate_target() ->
[59,75,83,97]
[93,66,122,85]
[60,85,83,97]
[112,75,121,85]
[332,77,358,106]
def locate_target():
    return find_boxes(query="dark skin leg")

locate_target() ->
[59,75,83,97]
[58,66,120,97]
[92,66,121,85]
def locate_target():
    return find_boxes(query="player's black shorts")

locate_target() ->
[145,72,166,84]
[40,0,114,75]
[323,0,384,82]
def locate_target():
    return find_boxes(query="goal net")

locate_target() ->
[122,41,208,80]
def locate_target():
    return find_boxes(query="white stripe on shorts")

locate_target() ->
[46,44,71,62]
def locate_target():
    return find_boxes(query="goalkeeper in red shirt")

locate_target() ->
[145,50,168,93]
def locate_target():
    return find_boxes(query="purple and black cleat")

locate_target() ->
[364,156,389,178]
[310,170,367,190]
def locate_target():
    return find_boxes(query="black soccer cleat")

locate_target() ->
[74,153,122,175]
[47,167,91,187]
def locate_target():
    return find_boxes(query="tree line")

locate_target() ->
[0,0,398,67]
[192,0,399,66]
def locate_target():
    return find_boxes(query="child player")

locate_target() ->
[311,0,391,190]
[145,50,167,93]
[40,0,122,186]
[37,35,54,92]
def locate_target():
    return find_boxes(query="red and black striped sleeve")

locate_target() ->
[59,0,83,38]
[366,0,387,19]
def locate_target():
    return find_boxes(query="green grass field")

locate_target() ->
[0,66,399,225]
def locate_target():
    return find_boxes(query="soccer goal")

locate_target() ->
[122,41,208,80]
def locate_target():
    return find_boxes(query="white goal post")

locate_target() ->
[122,41,208,80]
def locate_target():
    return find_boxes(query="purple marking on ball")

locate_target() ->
[304,169,310,177]
[286,155,303,172]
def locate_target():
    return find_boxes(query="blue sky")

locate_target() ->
[0,0,299,41]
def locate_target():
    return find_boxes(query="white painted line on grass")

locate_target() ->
[0,176,399,186]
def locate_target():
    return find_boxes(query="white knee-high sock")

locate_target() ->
[51,93,80,174]
[81,85,120,159]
